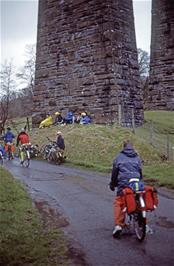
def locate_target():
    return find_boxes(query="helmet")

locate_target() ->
[7,127,11,130]
[55,112,60,115]
[81,112,86,116]
[57,131,62,135]
[21,128,25,132]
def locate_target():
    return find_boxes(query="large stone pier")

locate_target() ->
[148,0,174,110]
[33,0,144,126]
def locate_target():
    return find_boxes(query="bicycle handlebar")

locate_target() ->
[46,137,56,144]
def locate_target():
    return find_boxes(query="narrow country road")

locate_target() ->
[4,159,174,266]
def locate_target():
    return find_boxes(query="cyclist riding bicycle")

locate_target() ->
[3,127,15,159]
[109,140,143,238]
[16,128,30,164]
[0,143,5,159]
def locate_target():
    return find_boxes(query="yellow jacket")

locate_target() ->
[39,116,53,129]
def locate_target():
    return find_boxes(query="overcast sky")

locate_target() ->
[0,0,152,69]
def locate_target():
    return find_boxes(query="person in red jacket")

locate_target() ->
[16,128,30,164]
[16,128,30,146]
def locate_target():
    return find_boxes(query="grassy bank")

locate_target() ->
[0,167,69,266]
[8,111,174,189]
[29,123,173,188]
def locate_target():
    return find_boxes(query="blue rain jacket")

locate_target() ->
[80,115,91,124]
[110,144,142,195]
[4,131,15,143]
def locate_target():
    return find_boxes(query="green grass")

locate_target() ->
[30,123,174,188]
[0,167,69,266]
[31,123,161,168]
[143,163,174,189]
[144,111,174,134]
[135,111,174,157]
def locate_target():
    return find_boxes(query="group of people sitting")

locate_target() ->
[39,111,91,129]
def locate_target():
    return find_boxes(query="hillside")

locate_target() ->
[7,111,174,188]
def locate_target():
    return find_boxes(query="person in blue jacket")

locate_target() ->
[80,112,91,125]
[65,111,74,124]
[4,127,15,144]
[109,140,143,238]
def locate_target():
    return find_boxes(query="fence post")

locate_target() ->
[118,104,122,126]
[172,145,174,162]
[149,121,154,145]
[166,134,170,160]
[26,117,30,131]
[131,108,135,134]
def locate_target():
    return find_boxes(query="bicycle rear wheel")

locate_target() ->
[23,150,30,168]
[134,213,146,242]
[8,146,12,160]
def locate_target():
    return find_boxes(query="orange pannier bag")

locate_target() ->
[123,187,136,214]
[144,186,158,211]
[5,143,15,153]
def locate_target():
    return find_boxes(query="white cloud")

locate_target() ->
[1,39,34,68]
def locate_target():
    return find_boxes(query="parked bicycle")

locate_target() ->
[29,144,40,158]
[40,137,66,165]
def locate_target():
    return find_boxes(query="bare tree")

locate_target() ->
[138,48,150,77]
[138,48,150,105]
[0,60,16,128]
[16,44,36,96]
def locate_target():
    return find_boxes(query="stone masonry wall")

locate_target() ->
[33,0,144,126]
[148,0,174,110]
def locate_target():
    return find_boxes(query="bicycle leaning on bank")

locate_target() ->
[19,144,31,168]
[40,137,66,165]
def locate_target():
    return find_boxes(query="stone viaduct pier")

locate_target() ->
[33,0,143,126]
[32,0,174,126]
[148,0,174,110]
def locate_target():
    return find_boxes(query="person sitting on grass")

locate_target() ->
[80,112,91,125]
[54,112,64,125]
[39,114,53,129]
[64,111,74,124]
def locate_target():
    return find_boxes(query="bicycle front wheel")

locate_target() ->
[134,213,146,242]
[23,150,30,168]
[0,153,3,165]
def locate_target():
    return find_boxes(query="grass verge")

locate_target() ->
[143,163,174,189]
[0,167,69,266]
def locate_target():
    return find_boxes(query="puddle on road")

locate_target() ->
[156,216,174,229]
[34,200,69,228]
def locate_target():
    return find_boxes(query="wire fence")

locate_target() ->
[117,105,174,162]
[134,121,174,162]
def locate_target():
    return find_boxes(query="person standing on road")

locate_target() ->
[109,140,143,238]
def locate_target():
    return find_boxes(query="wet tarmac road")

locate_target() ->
[4,159,174,266]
